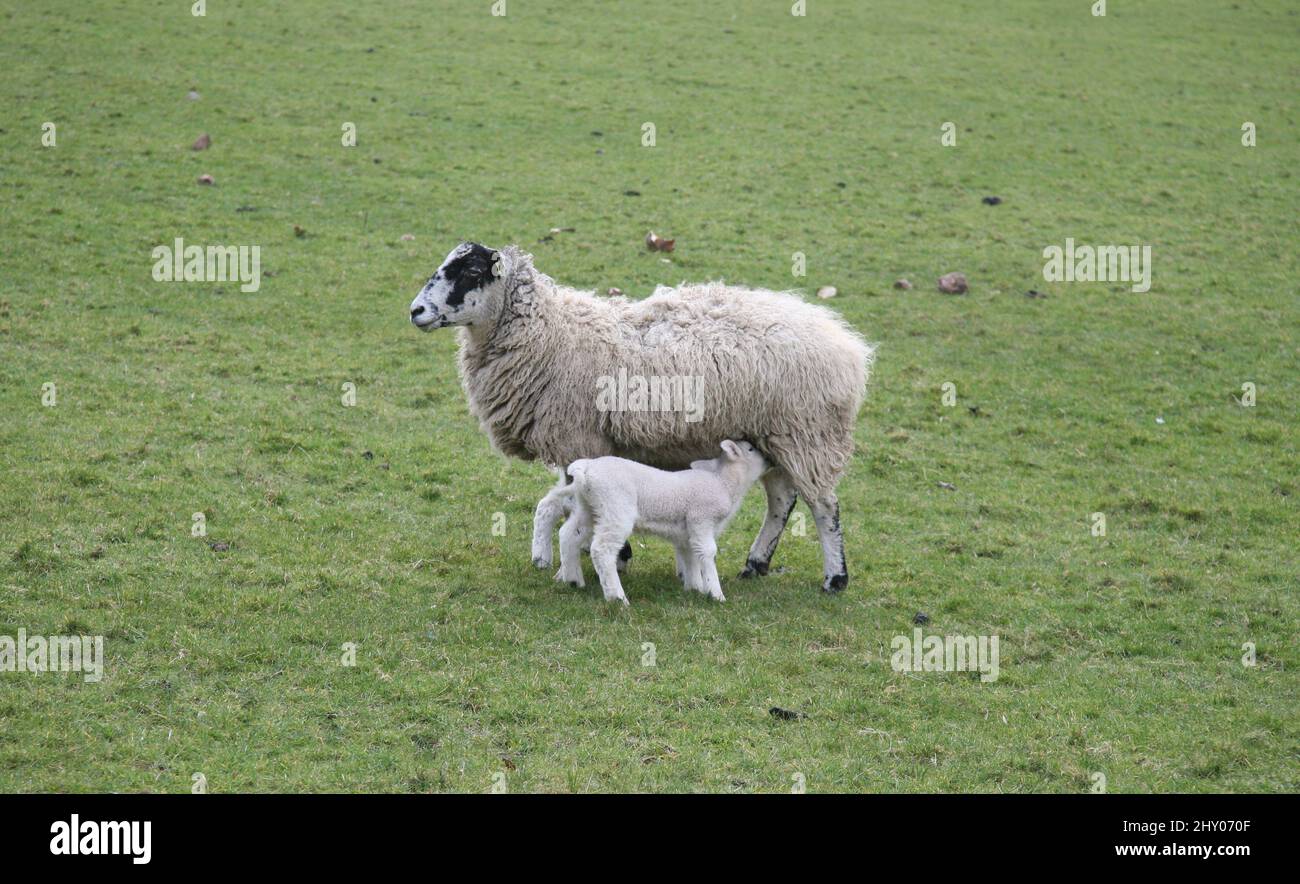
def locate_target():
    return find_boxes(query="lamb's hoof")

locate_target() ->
[532,556,551,570]
[738,558,770,579]
[821,574,848,594]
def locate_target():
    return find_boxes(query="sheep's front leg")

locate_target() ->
[674,544,702,593]
[531,477,570,569]
[590,524,632,606]
[690,529,725,602]
[556,503,590,587]
[808,492,848,593]
[740,468,798,579]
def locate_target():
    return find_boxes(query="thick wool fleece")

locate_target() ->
[457,247,874,502]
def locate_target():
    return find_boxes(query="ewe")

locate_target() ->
[539,441,767,605]
[409,243,874,593]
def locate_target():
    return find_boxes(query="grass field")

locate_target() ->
[0,0,1296,792]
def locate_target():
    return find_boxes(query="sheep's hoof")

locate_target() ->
[554,569,582,588]
[739,559,770,579]
[532,556,552,570]
[821,574,848,594]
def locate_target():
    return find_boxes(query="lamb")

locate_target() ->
[540,440,768,604]
[408,242,874,593]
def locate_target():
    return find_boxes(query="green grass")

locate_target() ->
[0,0,1296,792]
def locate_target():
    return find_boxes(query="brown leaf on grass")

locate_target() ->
[606,287,623,297]
[197,174,215,185]
[293,225,306,238]
[937,272,968,294]
[894,278,913,290]
[645,231,675,252]
[191,133,211,151]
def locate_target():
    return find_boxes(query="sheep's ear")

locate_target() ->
[720,440,741,460]
[690,458,719,473]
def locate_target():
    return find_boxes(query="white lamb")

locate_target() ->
[542,441,768,605]
[408,242,874,593]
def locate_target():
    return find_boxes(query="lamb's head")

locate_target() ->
[409,242,507,331]
[707,439,768,489]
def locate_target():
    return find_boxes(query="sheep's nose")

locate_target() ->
[411,305,426,318]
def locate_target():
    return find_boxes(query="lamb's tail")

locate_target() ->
[565,459,591,492]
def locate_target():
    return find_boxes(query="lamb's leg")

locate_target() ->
[690,528,725,602]
[590,522,632,606]
[739,468,798,578]
[581,538,631,574]
[675,543,702,592]
[556,502,589,587]
[808,492,848,593]
[531,476,570,569]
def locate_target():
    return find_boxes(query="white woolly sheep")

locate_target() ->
[408,242,874,592]
[539,440,768,604]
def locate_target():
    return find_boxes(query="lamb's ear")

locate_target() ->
[690,458,719,473]
[720,440,742,460]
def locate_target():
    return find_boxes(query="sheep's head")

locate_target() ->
[409,242,506,331]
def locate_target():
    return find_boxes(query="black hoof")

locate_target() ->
[739,558,770,579]
[821,573,848,594]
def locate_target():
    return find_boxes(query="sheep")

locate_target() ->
[408,242,874,593]
[540,440,768,604]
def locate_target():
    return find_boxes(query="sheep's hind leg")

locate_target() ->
[531,473,570,569]
[808,492,848,594]
[556,503,590,587]
[739,468,798,579]
[581,540,631,573]
[590,522,633,606]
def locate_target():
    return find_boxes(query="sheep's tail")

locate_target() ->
[565,459,591,492]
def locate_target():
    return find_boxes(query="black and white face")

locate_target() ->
[409,242,502,331]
